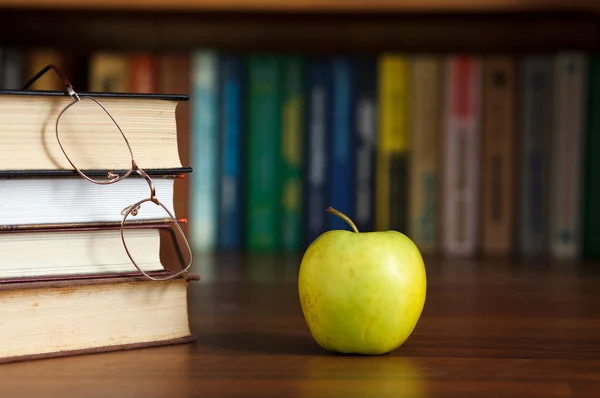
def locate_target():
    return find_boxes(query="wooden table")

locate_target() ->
[1,253,599,397]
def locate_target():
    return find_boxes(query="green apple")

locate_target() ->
[298,207,427,355]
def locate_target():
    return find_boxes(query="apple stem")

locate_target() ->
[326,206,359,233]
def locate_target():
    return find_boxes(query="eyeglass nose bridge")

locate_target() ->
[132,161,158,203]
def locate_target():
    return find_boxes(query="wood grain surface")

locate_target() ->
[1,253,599,398]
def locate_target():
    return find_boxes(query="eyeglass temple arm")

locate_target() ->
[21,64,79,99]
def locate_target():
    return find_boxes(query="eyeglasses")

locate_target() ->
[21,64,193,281]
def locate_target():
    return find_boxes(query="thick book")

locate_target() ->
[0,273,197,364]
[409,55,443,253]
[549,52,588,259]
[0,221,178,280]
[517,56,554,257]
[480,56,517,255]
[0,88,187,171]
[0,171,187,227]
[442,55,482,256]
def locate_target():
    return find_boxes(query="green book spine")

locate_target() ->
[584,55,600,258]
[245,55,282,251]
[280,55,305,252]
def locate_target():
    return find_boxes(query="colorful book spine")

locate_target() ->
[442,55,482,256]
[190,50,219,252]
[353,57,378,233]
[129,52,157,93]
[328,58,355,231]
[303,59,330,247]
[217,54,243,251]
[88,52,129,93]
[518,56,553,256]
[583,55,600,259]
[376,54,410,233]
[480,56,517,255]
[550,52,588,259]
[280,55,305,251]
[409,55,442,252]
[245,54,282,252]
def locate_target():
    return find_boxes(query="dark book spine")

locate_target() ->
[328,58,355,231]
[217,54,243,251]
[584,55,600,258]
[353,57,377,233]
[303,59,330,247]
[389,153,409,233]
[518,56,553,256]
[245,54,282,252]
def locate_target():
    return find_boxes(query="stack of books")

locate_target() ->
[0,70,197,364]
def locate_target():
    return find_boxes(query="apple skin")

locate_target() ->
[298,227,427,355]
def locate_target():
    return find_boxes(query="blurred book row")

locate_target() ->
[1,47,599,260]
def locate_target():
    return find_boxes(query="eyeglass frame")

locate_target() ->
[21,64,193,282]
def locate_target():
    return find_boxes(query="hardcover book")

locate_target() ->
[303,58,330,248]
[217,54,244,252]
[353,57,378,233]
[376,54,410,234]
[441,55,482,256]
[0,89,187,171]
[328,57,355,232]
[245,54,282,251]
[480,56,517,255]
[583,55,600,258]
[517,56,554,256]
[280,55,305,251]
[0,274,197,364]
[190,50,219,252]
[409,55,443,253]
[549,52,588,259]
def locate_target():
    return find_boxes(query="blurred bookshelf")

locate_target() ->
[1,1,599,266]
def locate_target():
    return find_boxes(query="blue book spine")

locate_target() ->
[353,57,377,233]
[303,59,331,247]
[190,50,219,252]
[217,55,243,251]
[328,58,355,231]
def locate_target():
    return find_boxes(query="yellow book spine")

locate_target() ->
[89,52,130,93]
[376,54,410,231]
[27,49,64,91]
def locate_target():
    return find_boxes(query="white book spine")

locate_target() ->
[442,56,482,256]
[549,52,588,259]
